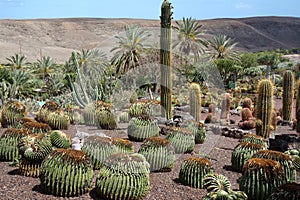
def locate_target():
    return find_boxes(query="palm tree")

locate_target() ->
[5,54,30,70]
[34,56,57,80]
[111,24,151,75]
[173,17,208,63]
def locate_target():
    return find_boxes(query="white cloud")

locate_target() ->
[235,2,252,9]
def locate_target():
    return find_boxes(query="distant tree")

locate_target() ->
[257,51,280,79]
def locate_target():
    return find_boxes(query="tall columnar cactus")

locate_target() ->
[49,130,71,149]
[95,153,150,200]
[189,83,201,122]
[295,79,300,133]
[220,93,231,122]
[179,157,214,188]
[239,158,286,200]
[1,100,27,128]
[40,149,94,197]
[138,137,176,172]
[165,127,195,153]
[231,142,266,172]
[160,0,173,120]
[18,133,53,177]
[267,182,300,200]
[0,128,32,161]
[127,116,159,142]
[282,70,294,121]
[256,79,274,138]
[252,149,297,182]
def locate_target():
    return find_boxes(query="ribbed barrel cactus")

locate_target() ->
[282,70,294,121]
[239,158,286,200]
[240,134,268,148]
[82,103,97,126]
[127,116,159,142]
[82,136,133,169]
[96,101,117,130]
[165,127,195,153]
[112,138,134,153]
[189,83,201,122]
[49,130,71,149]
[18,133,53,177]
[267,182,300,200]
[179,157,214,188]
[22,121,52,133]
[118,111,130,123]
[187,121,206,144]
[40,149,93,197]
[1,100,27,128]
[48,109,70,130]
[129,100,161,118]
[252,149,297,182]
[138,137,175,172]
[0,128,32,161]
[95,153,150,200]
[231,142,266,172]
[36,100,59,123]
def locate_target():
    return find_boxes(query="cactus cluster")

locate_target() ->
[189,83,201,122]
[255,79,274,138]
[40,149,93,197]
[282,70,294,121]
[138,137,175,172]
[239,158,286,200]
[95,153,150,200]
[179,157,214,188]
[165,127,195,153]
[231,142,266,172]
[127,116,159,142]
[1,100,27,128]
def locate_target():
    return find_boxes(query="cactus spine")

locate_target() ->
[160,0,173,119]
[256,79,274,138]
[189,83,201,122]
[282,70,294,121]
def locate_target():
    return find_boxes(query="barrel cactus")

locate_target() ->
[82,103,97,126]
[40,149,93,197]
[48,109,70,130]
[112,138,134,153]
[95,153,150,200]
[118,111,130,123]
[138,137,175,172]
[96,101,117,130]
[18,133,53,177]
[240,134,268,148]
[239,158,286,200]
[252,149,297,182]
[203,173,232,193]
[22,121,51,133]
[256,79,274,138]
[129,100,161,118]
[282,70,294,121]
[49,130,71,149]
[0,128,32,161]
[36,100,59,123]
[267,182,300,200]
[189,83,201,122]
[231,142,266,172]
[127,116,159,142]
[165,127,195,153]
[187,121,206,144]
[1,100,27,128]
[179,157,214,188]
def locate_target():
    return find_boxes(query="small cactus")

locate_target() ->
[179,157,214,188]
[1,100,27,128]
[242,97,253,109]
[203,173,232,193]
[186,121,206,144]
[189,83,201,122]
[40,149,93,197]
[138,137,176,172]
[36,100,59,123]
[48,109,71,130]
[49,130,71,149]
[96,101,117,130]
[82,103,97,126]
[220,93,231,123]
[95,153,150,200]
[241,108,253,121]
[165,127,195,153]
[282,70,294,121]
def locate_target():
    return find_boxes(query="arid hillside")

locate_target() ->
[0,16,299,63]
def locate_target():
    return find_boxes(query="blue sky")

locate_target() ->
[0,0,299,20]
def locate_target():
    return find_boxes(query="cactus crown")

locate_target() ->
[49,149,90,164]
[235,141,265,150]
[253,149,291,161]
[23,122,51,133]
[184,157,212,167]
[41,100,59,111]
[141,137,172,148]
[243,158,284,177]
[4,100,26,113]
[2,128,32,138]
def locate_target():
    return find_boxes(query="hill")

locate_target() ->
[0,16,299,63]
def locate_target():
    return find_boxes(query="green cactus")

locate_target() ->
[82,103,97,126]
[111,138,134,153]
[252,149,297,182]
[48,109,70,130]
[295,79,300,133]
[165,127,195,153]
[187,121,206,144]
[96,101,117,130]
[95,153,150,200]
[231,142,266,172]
[49,130,71,149]
[118,111,130,123]
[82,136,133,169]
[22,121,52,133]
[36,100,59,123]
[239,158,286,200]
[40,149,94,197]
[0,128,32,161]
[267,182,300,200]
[189,83,201,122]
[240,134,268,148]
[138,137,175,172]
[160,0,173,120]
[282,70,294,121]
[127,116,159,142]
[290,155,300,171]
[179,157,214,188]
[255,79,274,138]
[1,100,27,128]
[18,133,53,177]
[129,100,161,118]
